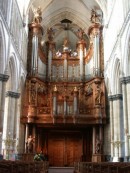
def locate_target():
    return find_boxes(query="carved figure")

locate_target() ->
[74,86,78,92]
[26,135,35,153]
[63,37,69,47]
[32,6,42,24]
[54,85,57,92]
[95,137,101,154]
[47,28,54,41]
[77,28,84,40]
[95,85,102,104]
[63,37,69,51]
[90,9,101,24]
[86,84,93,94]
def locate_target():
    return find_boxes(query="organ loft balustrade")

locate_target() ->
[21,76,106,125]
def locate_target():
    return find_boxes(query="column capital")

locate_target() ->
[108,94,122,101]
[6,91,20,98]
[120,76,130,84]
[0,74,9,82]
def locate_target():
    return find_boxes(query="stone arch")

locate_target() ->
[111,56,121,95]
[5,54,18,92]
[0,20,6,74]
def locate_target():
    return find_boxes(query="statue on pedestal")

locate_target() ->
[26,135,35,153]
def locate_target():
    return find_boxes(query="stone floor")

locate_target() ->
[48,167,74,173]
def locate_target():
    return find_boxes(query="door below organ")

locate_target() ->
[46,130,92,167]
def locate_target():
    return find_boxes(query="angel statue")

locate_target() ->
[32,6,42,24]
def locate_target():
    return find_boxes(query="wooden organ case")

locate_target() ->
[21,10,106,166]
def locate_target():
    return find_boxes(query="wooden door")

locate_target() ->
[48,136,64,167]
[48,132,82,167]
[66,137,82,166]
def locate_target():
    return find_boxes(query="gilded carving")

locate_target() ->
[85,84,93,96]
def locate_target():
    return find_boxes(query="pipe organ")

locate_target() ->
[21,8,106,165]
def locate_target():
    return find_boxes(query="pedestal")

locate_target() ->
[92,154,104,162]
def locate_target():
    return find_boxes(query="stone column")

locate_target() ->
[25,124,29,152]
[88,24,102,76]
[120,77,128,161]
[109,94,123,162]
[0,74,9,135]
[108,96,114,160]
[0,91,19,156]
[125,77,130,159]
[6,91,20,135]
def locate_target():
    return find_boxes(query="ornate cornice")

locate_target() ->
[108,94,122,101]
[6,91,20,98]
[0,74,9,82]
[120,76,130,84]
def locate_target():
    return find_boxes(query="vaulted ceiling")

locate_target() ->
[26,0,107,51]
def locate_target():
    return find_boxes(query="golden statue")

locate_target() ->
[54,85,57,92]
[74,86,78,92]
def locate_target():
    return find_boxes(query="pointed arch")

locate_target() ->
[111,56,121,95]
[0,20,6,74]
[6,54,18,91]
